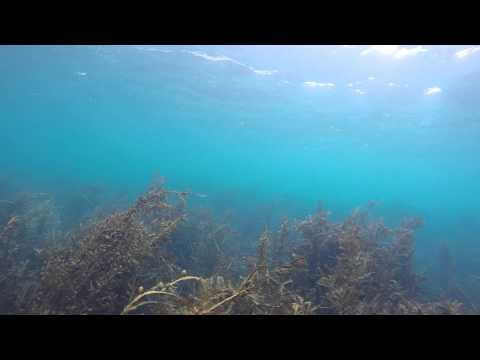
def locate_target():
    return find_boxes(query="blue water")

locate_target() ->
[1,45,480,280]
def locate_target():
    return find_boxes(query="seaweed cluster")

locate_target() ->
[26,186,187,314]
[0,179,467,315]
[0,192,60,313]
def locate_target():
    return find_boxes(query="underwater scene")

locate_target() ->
[1,45,480,315]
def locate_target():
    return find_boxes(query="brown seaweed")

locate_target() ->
[0,178,470,315]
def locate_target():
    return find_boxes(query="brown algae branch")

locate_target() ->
[199,270,259,315]
[199,289,249,315]
[121,300,166,314]
[121,291,180,315]
[155,275,202,291]
[121,276,202,315]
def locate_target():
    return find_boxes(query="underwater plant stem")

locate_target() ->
[121,291,179,314]
[121,301,162,314]
[154,275,202,291]
[121,276,202,314]
[199,289,249,315]
[198,269,259,315]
